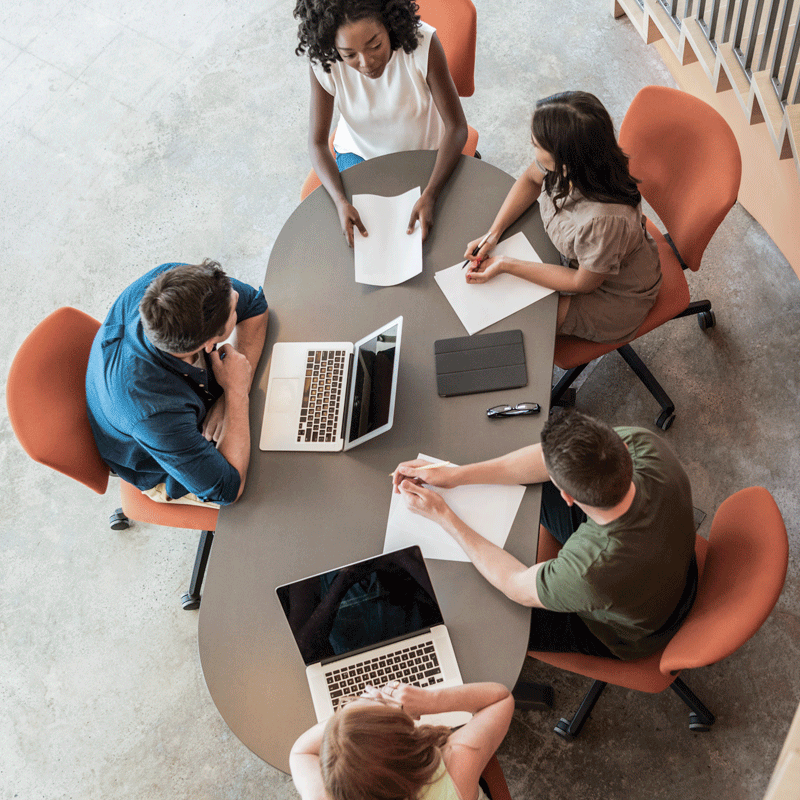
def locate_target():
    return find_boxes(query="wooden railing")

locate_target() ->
[617,0,800,172]
[614,0,800,277]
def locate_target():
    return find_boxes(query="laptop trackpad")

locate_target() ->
[267,378,302,414]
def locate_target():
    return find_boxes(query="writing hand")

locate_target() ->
[463,231,497,265]
[391,459,459,493]
[465,255,505,284]
[398,479,451,524]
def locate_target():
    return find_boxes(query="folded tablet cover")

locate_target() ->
[434,330,527,397]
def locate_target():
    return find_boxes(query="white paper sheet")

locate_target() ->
[384,454,526,562]
[352,187,423,286]
[434,231,555,335]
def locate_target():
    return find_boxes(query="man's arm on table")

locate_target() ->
[397,480,547,609]
[393,442,550,491]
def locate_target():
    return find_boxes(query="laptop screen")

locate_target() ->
[344,319,401,448]
[276,546,444,666]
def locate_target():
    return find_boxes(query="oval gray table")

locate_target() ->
[198,151,559,772]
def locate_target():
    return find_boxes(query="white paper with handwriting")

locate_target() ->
[434,231,554,334]
[352,187,423,286]
[384,454,526,562]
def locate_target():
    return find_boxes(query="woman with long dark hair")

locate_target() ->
[290,681,512,800]
[465,91,661,344]
[295,0,467,246]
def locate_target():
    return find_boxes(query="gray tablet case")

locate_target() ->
[434,329,527,397]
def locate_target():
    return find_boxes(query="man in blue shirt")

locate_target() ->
[86,260,268,506]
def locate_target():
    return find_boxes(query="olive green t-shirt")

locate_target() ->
[535,427,696,659]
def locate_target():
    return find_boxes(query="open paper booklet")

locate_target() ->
[384,454,526,562]
[352,187,423,286]
[434,231,555,335]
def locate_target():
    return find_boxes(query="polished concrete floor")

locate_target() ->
[1,1,798,798]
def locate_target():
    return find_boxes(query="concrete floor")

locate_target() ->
[1,1,798,798]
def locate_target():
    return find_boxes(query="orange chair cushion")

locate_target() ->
[553,222,691,370]
[480,754,511,800]
[661,487,787,674]
[619,86,741,272]
[120,479,219,531]
[416,0,476,97]
[7,307,110,495]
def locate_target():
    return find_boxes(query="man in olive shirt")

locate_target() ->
[392,409,698,660]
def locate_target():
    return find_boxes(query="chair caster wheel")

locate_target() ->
[181,592,200,611]
[109,509,131,530]
[656,410,675,431]
[554,718,576,741]
[697,310,715,330]
[688,712,712,732]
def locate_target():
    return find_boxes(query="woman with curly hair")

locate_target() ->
[294,0,468,246]
[290,681,512,800]
[464,91,661,345]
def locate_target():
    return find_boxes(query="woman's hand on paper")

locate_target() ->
[407,192,435,242]
[463,231,497,265]
[337,199,368,248]
[465,255,506,284]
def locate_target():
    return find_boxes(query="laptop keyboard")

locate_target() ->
[326,641,444,705]
[298,349,347,443]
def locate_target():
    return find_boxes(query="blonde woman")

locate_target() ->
[290,681,513,800]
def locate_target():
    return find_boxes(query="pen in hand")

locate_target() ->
[389,461,452,477]
[461,232,492,269]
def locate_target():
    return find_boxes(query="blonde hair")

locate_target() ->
[320,702,451,800]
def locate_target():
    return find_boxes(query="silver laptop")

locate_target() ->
[260,317,403,452]
[276,546,471,727]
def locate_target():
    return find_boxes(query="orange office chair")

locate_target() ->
[525,487,787,740]
[300,0,480,201]
[551,86,742,430]
[6,307,218,611]
[479,754,512,800]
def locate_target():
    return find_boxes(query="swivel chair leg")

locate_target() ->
[181,529,214,611]
[670,677,715,731]
[513,680,555,711]
[554,679,607,741]
[551,364,588,407]
[616,344,676,430]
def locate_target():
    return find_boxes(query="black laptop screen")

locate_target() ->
[276,546,443,666]
[346,323,399,445]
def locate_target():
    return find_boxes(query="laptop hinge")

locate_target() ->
[318,627,434,668]
[340,351,355,442]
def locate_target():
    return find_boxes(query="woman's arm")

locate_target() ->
[396,683,513,800]
[464,160,546,262]
[408,33,468,240]
[467,256,606,294]
[290,721,330,800]
[308,67,367,247]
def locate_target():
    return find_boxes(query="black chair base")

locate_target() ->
[181,529,214,611]
[553,676,715,740]
[550,300,715,431]
[109,510,214,610]
[513,680,555,711]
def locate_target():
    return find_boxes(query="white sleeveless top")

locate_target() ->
[311,21,446,160]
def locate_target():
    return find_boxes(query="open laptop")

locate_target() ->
[276,546,471,727]
[260,317,403,452]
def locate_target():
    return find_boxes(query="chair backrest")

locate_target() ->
[6,307,110,495]
[660,487,788,675]
[416,0,476,97]
[618,85,741,272]
[480,754,512,800]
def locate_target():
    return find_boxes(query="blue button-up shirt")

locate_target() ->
[86,263,268,505]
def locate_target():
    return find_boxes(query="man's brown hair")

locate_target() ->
[540,408,632,508]
[139,260,232,354]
